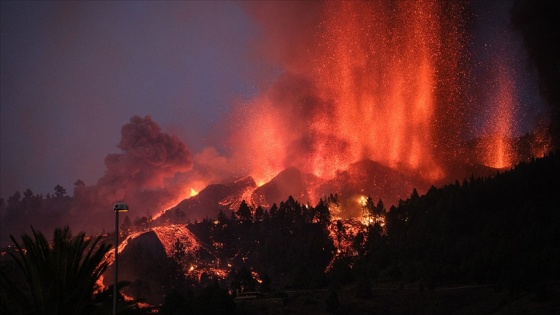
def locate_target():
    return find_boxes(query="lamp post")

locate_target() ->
[113,203,129,315]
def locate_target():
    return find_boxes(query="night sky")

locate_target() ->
[0,1,546,199]
[1,1,275,198]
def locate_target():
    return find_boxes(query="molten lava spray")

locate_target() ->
[235,1,469,184]
[483,63,516,168]
[472,1,529,170]
[315,1,442,178]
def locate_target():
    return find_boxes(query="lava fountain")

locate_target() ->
[314,1,444,179]
[482,62,517,169]
[236,1,469,184]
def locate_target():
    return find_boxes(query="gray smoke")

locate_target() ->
[71,116,193,233]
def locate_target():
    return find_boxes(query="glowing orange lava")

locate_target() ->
[532,126,552,158]
[237,1,457,185]
[483,63,516,169]
[312,1,444,179]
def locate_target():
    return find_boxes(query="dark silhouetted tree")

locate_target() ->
[0,226,112,314]
[54,185,67,198]
[375,198,385,215]
[254,206,264,222]
[7,191,21,209]
[314,198,331,226]
[236,200,252,222]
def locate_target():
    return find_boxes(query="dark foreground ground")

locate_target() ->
[236,282,560,315]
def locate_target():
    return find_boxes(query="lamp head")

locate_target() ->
[113,203,129,212]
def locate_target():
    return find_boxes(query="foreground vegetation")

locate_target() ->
[1,152,559,313]
[154,152,560,313]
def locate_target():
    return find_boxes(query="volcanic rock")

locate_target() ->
[158,176,258,223]
[104,230,173,305]
[251,167,322,207]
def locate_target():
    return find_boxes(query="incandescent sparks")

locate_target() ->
[235,1,471,187]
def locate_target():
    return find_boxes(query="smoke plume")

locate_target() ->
[72,116,193,233]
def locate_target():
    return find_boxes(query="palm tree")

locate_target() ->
[0,226,112,314]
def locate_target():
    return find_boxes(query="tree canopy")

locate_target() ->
[0,226,112,314]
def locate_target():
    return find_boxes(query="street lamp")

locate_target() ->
[113,202,129,315]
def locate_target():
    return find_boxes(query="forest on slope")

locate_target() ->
[1,152,559,314]
[354,151,560,292]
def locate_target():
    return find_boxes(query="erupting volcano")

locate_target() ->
[2,1,559,311]
[1,0,552,242]
[143,0,549,224]
[231,0,526,194]
[209,0,553,215]
[83,2,552,227]
[315,1,445,179]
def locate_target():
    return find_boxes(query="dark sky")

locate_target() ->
[1,1,274,198]
[0,1,547,199]
[468,0,546,137]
